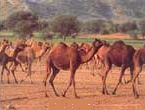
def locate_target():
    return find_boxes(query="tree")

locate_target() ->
[51,15,80,40]
[138,20,145,39]
[81,20,101,34]
[81,20,116,34]
[5,11,39,37]
[0,20,5,31]
[116,21,138,33]
[38,20,50,32]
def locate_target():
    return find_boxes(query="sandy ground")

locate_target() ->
[0,62,145,110]
[79,33,131,39]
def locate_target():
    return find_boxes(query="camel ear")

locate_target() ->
[94,38,101,42]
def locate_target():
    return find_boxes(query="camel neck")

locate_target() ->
[0,45,7,53]
[34,47,48,59]
[80,45,100,64]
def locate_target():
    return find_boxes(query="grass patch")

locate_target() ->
[0,32,144,48]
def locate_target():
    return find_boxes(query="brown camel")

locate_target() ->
[95,41,111,69]
[79,43,97,75]
[11,41,50,83]
[44,39,103,98]
[101,40,135,95]
[0,42,27,83]
[132,47,145,98]
[79,43,92,69]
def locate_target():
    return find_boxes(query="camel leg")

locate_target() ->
[72,72,78,98]
[90,57,96,76]
[102,66,110,95]
[132,66,142,98]
[21,63,33,83]
[62,69,78,98]
[49,67,60,97]
[1,65,5,83]
[102,60,111,95]
[20,62,33,84]
[8,62,13,70]
[112,66,126,95]
[137,75,141,85]
[11,63,18,83]
[28,63,33,83]
[19,63,26,72]
[124,65,134,84]
[5,65,11,84]
[44,59,52,97]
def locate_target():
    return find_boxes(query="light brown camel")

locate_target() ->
[43,39,103,98]
[79,43,92,69]
[95,41,111,69]
[0,42,27,83]
[79,43,97,76]
[132,47,145,98]
[11,41,50,83]
[101,40,135,95]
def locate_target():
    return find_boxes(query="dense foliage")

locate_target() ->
[2,11,145,39]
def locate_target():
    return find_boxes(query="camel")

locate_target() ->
[95,41,111,70]
[79,43,92,69]
[0,42,27,83]
[101,40,135,95]
[132,47,145,98]
[10,41,50,83]
[79,43,97,76]
[43,39,103,98]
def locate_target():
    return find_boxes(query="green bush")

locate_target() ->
[5,11,39,37]
[81,20,116,34]
[51,15,80,40]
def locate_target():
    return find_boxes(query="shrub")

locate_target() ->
[51,15,80,40]
[81,20,116,34]
[5,11,39,37]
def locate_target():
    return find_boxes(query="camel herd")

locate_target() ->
[0,38,145,99]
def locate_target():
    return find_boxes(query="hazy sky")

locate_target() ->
[28,0,46,3]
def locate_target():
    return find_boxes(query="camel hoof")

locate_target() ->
[1,81,3,84]
[15,81,18,84]
[106,92,110,95]
[91,73,95,77]
[75,95,80,99]
[62,94,66,97]
[134,94,139,99]
[30,81,33,84]
[112,91,116,95]
[120,82,124,85]
[138,82,142,85]
[55,93,60,97]
[20,80,24,84]
[45,94,49,97]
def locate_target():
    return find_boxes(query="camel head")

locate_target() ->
[70,42,79,49]
[14,44,27,53]
[0,39,10,52]
[1,39,9,46]
[40,42,51,56]
[92,38,103,49]
[112,40,125,46]
[43,42,51,50]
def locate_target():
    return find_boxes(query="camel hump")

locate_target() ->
[111,40,126,49]
[112,40,125,46]
[49,42,68,53]
[59,42,68,47]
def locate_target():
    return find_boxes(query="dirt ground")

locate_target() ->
[0,62,145,110]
